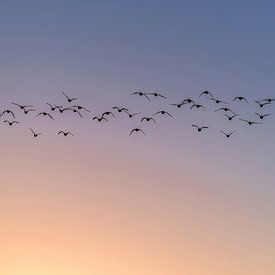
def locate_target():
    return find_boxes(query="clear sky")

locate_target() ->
[0,1,275,274]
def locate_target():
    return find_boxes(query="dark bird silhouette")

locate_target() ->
[147,92,167,99]
[70,109,83,118]
[261,98,275,103]
[36,112,54,120]
[153,110,173,117]
[215,107,236,114]
[1,110,16,119]
[190,104,206,111]
[169,102,186,108]
[239,118,262,125]
[199,91,213,98]
[220,130,236,138]
[11,102,34,110]
[71,105,90,113]
[47,103,63,111]
[191,125,209,132]
[57,107,72,114]
[255,112,271,120]
[3,120,19,126]
[130,92,150,101]
[232,96,248,103]
[93,116,108,122]
[129,128,146,136]
[254,100,271,108]
[181,98,195,104]
[124,111,140,118]
[29,127,42,137]
[224,114,239,121]
[58,131,74,136]
[112,107,129,113]
[207,97,228,104]
[23,108,36,114]
[62,91,79,103]
[141,117,156,123]
[102,111,115,118]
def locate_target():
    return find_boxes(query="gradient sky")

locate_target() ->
[1,1,275,274]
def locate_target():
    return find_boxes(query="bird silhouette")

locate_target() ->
[261,98,275,103]
[232,96,248,103]
[191,125,209,132]
[62,91,79,102]
[255,112,271,120]
[70,109,83,118]
[71,105,90,113]
[181,98,195,104]
[102,111,115,118]
[130,92,150,101]
[224,114,239,121]
[215,107,236,114]
[36,112,54,120]
[190,104,206,111]
[153,110,173,117]
[58,131,74,136]
[129,128,146,136]
[147,92,167,99]
[3,120,19,126]
[141,117,156,123]
[207,97,228,104]
[93,116,108,122]
[1,110,16,119]
[29,127,42,137]
[239,118,262,125]
[199,91,213,98]
[112,107,129,113]
[169,102,186,108]
[23,108,36,114]
[254,100,271,108]
[220,130,236,138]
[47,103,63,111]
[124,111,141,118]
[57,107,72,114]
[11,102,34,110]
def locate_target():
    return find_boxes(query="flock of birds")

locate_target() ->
[0,91,274,138]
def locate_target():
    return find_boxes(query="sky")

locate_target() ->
[0,1,275,274]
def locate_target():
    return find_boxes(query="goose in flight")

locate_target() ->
[181,98,195,104]
[1,110,16,119]
[36,112,54,120]
[70,109,83,118]
[147,92,167,99]
[29,127,42,137]
[23,108,36,114]
[47,103,63,111]
[130,92,150,101]
[239,118,262,125]
[93,116,108,122]
[169,102,186,108]
[190,104,206,111]
[220,130,236,138]
[224,114,239,121]
[102,111,115,118]
[11,102,34,110]
[58,131,74,136]
[129,128,146,136]
[3,120,19,126]
[112,107,129,113]
[57,107,72,114]
[232,96,248,103]
[207,97,228,104]
[153,110,173,117]
[199,91,214,98]
[141,117,156,123]
[124,111,141,118]
[62,91,79,103]
[71,105,91,113]
[261,98,275,103]
[254,100,271,108]
[255,112,271,120]
[191,125,209,132]
[215,107,236,114]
